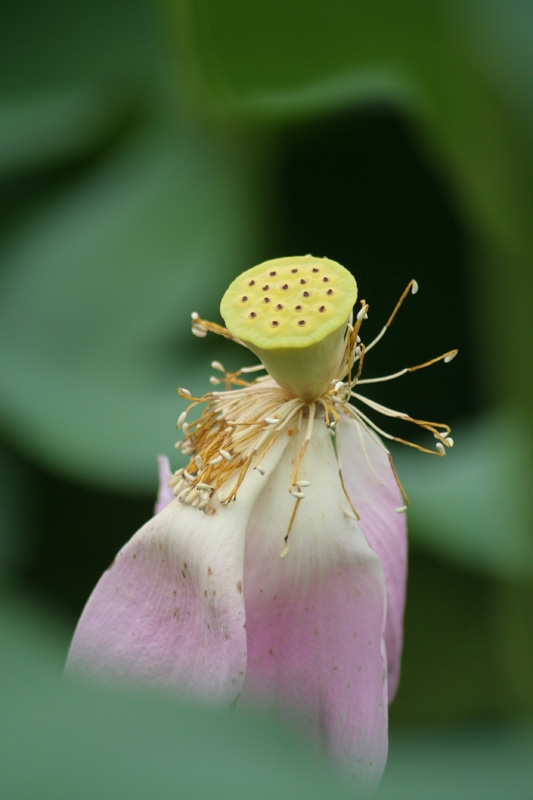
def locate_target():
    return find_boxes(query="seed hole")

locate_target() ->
[241,296,248,302]
[263,297,271,303]
[271,320,279,327]
[282,284,289,290]
[300,279,307,285]
[276,303,283,310]
[322,277,329,283]
[248,280,256,286]
[295,305,302,311]
[319,305,326,312]
[262,285,269,291]
[297,320,306,326]
[269,271,277,276]
[302,291,310,297]
[291,268,298,273]
[249,312,257,318]
[312,267,319,273]
[326,289,334,296]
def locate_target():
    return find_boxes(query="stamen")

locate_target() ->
[280,498,302,559]
[174,266,454,520]
[289,403,316,490]
[362,278,418,356]
[356,349,459,386]
[388,455,410,505]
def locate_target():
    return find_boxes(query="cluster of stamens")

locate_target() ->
[170,276,457,558]
[169,376,311,513]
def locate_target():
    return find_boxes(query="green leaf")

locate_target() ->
[395,409,533,578]
[0,85,137,176]
[0,0,160,97]
[0,121,260,491]
[380,724,533,800]
[0,447,33,584]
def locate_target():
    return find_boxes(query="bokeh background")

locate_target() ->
[1,2,532,798]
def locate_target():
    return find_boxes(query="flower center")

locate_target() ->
[173,262,457,533]
[220,255,357,401]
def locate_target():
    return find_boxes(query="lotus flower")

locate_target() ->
[66,256,456,786]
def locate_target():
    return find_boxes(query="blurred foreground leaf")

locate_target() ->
[2,595,532,799]
[0,597,355,800]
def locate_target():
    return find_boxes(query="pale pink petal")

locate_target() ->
[240,422,388,787]
[154,455,174,515]
[66,437,290,702]
[337,416,407,702]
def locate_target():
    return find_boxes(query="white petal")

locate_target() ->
[66,433,291,703]
[240,421,388,786]
[337,415,407,702]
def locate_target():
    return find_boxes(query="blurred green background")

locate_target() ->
[1,1,533,797]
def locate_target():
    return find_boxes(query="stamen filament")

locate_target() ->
[357,349,459,385]
[363,279,418,356]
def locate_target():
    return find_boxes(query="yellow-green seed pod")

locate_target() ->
[220,255,357,401]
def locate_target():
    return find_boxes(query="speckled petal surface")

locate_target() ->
[66,436,290,702]
[240,422,388,787]
[338,415,407,702]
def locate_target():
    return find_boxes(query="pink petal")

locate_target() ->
[66,438,290,702]
[337,416,407,702]
[240,422,388,787]
[154,455,174,515]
